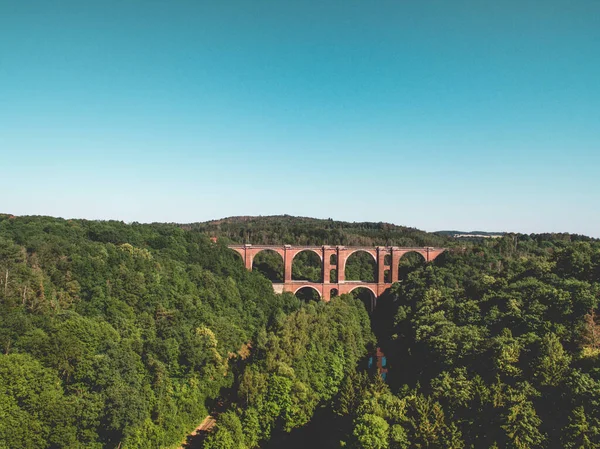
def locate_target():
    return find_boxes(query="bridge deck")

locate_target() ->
[228,244,444,250]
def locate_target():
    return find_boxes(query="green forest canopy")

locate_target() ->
[1,214,600,449]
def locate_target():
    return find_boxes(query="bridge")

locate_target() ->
[229,244,446,305]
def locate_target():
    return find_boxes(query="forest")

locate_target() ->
[1,214,600,449]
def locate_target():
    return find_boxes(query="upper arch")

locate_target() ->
[290,248,323,262]
[344,249,377,262]
[251,248,285,268]
[250,248,285,283]
[399,250,427,262]
[342,249,377,282]
[291,249,323,282]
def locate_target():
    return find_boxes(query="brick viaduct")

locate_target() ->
[228,245,446,306]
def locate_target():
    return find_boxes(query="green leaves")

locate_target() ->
[208,296,374,447]
[0,354,78,449]
[341,235,600,449]
[0,216,300,448]
[3,215,600,449]
[353,414,390,449]
[534,333,571,387]
[204,411,246,449]
[501,395,545,449]
[563,406,600,449]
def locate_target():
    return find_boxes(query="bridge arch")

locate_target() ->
[343,249,377,282]
[348,284,377,297]
[398,251,427,280]
[290,248,322,261]
[349,286,377,313]
[251,247,285,264]
[227,247,245,264]
[345,248,377,262]
[294,285,322,302]
[252,249,284,283]
[291,249,323,282]
[399,250,427,262]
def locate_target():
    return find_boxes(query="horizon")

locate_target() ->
[2,1,599,237]
[2,212,597,239]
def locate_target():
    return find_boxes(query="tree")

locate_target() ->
[501,396,545,449]
[563,406,600,449]
[409,395,447,448]
[389,424,410,449]
[0,353,78,449]
[353,414,390,449]
[582,309,600,357]
[534,333,571,386]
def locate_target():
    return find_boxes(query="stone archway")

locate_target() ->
[344,250,377,282]
[349,286,377,313]
[252,249,285,283]
[291,250,323,283]
[294,285,322,302]
[398,251,426,281]
[227,247,245,266]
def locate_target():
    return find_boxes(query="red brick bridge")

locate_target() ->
[229,245,446,305]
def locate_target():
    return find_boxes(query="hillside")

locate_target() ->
[184,215,451,247]
[0,214,374,449]
[2,214,600,449]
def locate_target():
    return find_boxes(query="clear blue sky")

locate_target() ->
[1,1,599,236]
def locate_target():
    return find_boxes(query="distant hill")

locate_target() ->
[184,215,452,247]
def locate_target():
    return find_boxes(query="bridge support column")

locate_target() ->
[322,246,330,283]
[391,248,403,283]
[377,247,386,284]
[283,245,292,282]
[244,246,253,270]
[337,247,347,283]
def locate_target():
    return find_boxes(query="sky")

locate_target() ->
[1,1,599,236]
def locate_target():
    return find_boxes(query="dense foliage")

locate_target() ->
[0,215,303,448]
[199,218,600,449]
[341,235,600,449]
[2,214,600,449]
[204,297,374,449]
[187,215,449,247]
